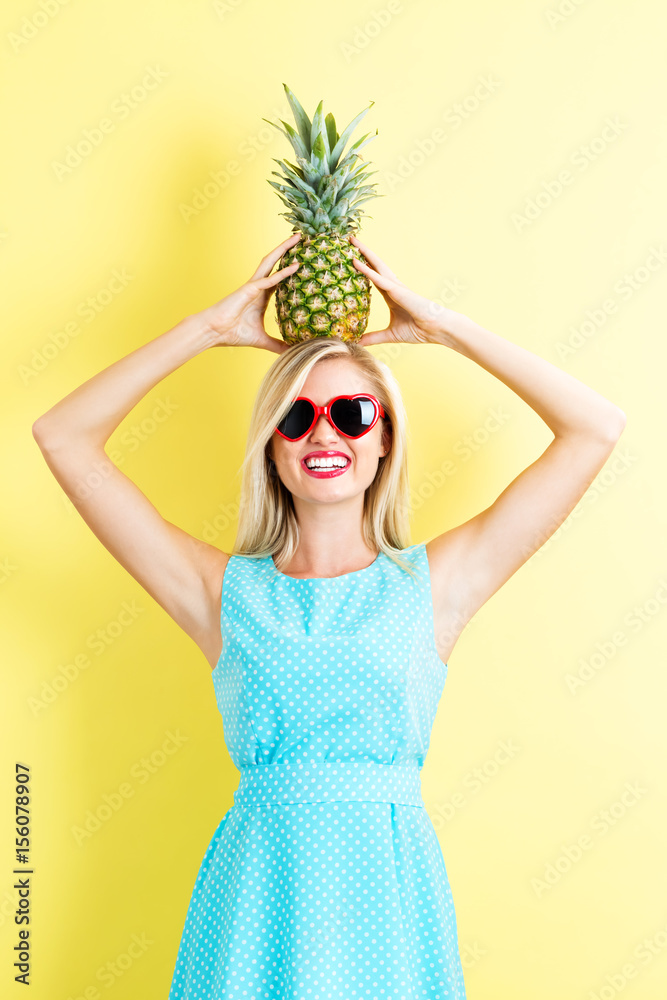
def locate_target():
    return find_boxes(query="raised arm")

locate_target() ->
[32,234,300,669]
[350,236,627,663]
[423,310,626,654]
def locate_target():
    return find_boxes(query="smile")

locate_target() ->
[300,456,351,478]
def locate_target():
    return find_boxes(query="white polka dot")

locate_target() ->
[168,542,466,998]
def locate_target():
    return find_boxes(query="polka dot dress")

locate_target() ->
[168,541,467,999]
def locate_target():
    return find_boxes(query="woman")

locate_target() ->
[32,231,626,998]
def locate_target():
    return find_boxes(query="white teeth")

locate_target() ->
[305,456,349,469]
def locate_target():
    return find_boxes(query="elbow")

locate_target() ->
[31,417,46,444]
[32,415,60,449]
[569,407,627,449]
[604,406,627,442]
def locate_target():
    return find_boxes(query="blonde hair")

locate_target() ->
[231,337,418,579]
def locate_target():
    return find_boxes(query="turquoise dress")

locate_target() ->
[168,541,466,999]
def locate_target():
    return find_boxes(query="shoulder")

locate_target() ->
[382,542,428,584]
[394,540,427,568]
[202,549,272,604]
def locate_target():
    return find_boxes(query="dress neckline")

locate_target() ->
[269,550,382,581]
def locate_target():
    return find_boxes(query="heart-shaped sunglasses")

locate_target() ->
[275,394,386,441]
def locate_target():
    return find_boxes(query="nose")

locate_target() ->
[308,412,339,443]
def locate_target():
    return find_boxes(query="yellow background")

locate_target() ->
[2,0,666,997]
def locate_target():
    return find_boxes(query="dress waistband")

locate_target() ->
[233,759,424,808]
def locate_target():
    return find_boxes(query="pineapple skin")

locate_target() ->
[275,232,371,344]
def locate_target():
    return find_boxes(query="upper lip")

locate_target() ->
[302,450,351,463]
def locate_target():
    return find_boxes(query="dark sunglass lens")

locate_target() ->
[331,397,376,437]
[277,399,314,439]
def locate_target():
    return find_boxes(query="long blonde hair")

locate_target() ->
[231,337,418,579]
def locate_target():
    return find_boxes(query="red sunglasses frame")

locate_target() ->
[275,393,386,441]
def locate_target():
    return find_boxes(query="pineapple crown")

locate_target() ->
[264,83,382,237]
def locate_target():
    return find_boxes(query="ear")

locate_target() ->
[380,420,392,457]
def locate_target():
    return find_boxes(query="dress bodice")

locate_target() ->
[212,542,447,773]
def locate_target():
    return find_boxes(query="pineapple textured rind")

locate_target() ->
[275,234,372,344]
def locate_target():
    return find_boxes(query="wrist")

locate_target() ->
[429,307,477,352]
[183,309,223,352]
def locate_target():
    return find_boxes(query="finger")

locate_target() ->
[254,333,291,355]
[349,235,400,282]
[254,260,299,291]
[356,328,393,347]
[352,255,395,291]
[249,232,301,281]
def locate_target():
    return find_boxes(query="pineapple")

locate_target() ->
[265,84,381,344]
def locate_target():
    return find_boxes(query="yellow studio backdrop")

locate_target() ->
[1,0,665,997]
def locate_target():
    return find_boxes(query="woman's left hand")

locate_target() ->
[350,235,450,347]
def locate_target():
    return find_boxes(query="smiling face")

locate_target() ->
[268,359,391,504]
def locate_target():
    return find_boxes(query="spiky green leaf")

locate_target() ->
[348,185,379,202]
[349,194,384,209]
[269,170,307,195]
[320,177,339,213]
[337,130,378,168]
[278,119,309,161]
[310,133,330,177]
[262,117,310,163]
[274,162,320,205]
[282,84,312,150]
[325,113,338,160]
[329,197,350,221]
[273,157,307,183]
[329,102,375,167]
[294,154,321,187]
[313,206,330,230]
[310,100,328,157]
[338,174,378,200]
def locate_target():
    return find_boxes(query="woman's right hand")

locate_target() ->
[198,232,302,353]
